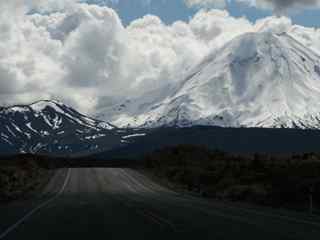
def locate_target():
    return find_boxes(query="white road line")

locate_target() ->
[142,210,178,232]
[138,210,165,227]
[0,168,71,239]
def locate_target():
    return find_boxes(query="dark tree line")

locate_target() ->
[144,145,320,213]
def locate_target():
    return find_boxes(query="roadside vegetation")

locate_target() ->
[0,155,54,203]
[143,145,320,213]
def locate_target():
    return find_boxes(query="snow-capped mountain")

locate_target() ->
[0,100,128,155]
[97,31,320,129]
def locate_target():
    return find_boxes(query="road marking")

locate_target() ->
[0,168,71,239]
[100,169,179,232]
[141,210,178,232]
[138,210,165,227]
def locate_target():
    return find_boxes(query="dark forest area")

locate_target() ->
[144,145,320,213]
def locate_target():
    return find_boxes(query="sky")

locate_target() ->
[86,0,320,27]
[0,0,319,115]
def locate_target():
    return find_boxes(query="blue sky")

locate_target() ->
[87,0,320,27]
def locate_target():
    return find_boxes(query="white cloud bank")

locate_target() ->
[0,1,319,115]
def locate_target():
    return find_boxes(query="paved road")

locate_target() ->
[1,168,320,240]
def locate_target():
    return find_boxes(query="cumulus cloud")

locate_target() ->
[0,0,318,116]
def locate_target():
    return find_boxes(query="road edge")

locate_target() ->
[0,168,71,239]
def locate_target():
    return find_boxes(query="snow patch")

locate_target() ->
[26,123,38,133]
[84,134,106,140]
[122,133,146,139]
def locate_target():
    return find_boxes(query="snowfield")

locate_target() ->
[96,31,320,129]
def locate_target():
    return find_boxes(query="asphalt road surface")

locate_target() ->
[1,168,320,240]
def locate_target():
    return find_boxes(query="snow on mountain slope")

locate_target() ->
[0,100,123,155]
[98,31,320,129]
[289,26,320,55]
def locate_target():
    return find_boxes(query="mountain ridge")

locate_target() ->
[0,100,134,156]
[97,31,320,129]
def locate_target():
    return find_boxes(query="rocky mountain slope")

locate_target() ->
[0,100,145,155]
[97,31,320,129]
